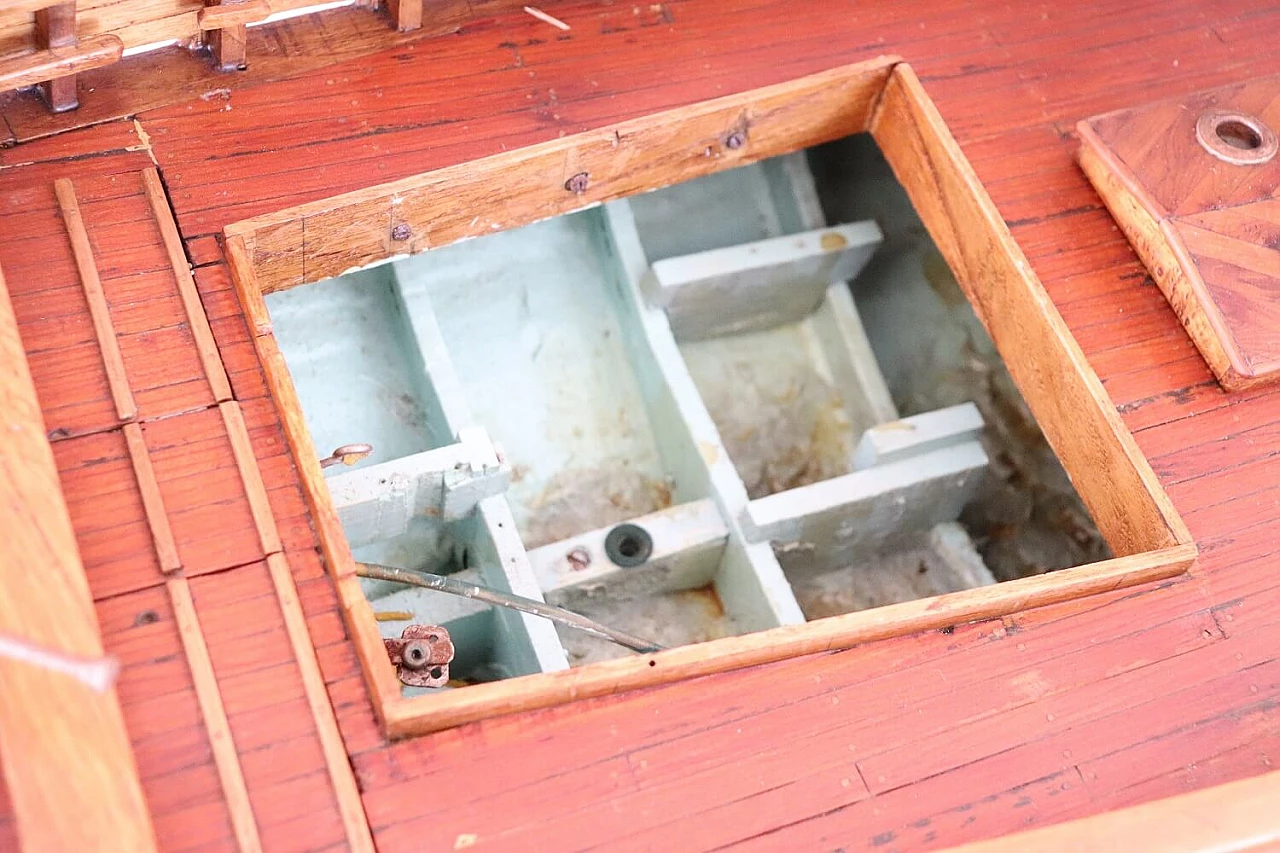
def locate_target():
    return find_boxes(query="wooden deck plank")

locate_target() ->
[0,262,157,851]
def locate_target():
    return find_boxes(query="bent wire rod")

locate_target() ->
[355,562,667,654]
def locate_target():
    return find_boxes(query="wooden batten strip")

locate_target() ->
[168,576,263,853]
[0,35,123,98]
[198,0,271,30]
[54,178,137,422]
[123,421,182,573]
[253,335,356,578]
[265,554,375,853]
[140,167,233,402]
[219,400,282,555]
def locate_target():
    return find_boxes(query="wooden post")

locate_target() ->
[387,0,424,32]
[199,0,271,71]
[33,2,77,112]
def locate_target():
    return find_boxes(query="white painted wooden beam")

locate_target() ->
[743,441,988,574]
[605,198,807,631]
[328,427,509,547]
[643,221,884,341]
[527,499,728,602]
[853,402,985,470]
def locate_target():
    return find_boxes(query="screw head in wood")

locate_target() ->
[565,172,590,194]
[724,131,747,150]
[391,223,412,241]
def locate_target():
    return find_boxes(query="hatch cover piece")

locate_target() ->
[1078,75,1280,392]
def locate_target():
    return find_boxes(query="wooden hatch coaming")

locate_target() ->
[220,58,1195,736]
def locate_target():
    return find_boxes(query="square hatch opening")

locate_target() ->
[227,61,1192,735]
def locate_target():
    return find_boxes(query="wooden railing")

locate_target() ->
[0,0,460,112]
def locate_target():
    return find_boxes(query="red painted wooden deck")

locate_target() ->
[2,1,1279,849]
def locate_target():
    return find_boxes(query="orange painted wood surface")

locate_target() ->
[2,1,1280,850]
[0,122,370,853]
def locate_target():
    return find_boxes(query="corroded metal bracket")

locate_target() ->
[383,625,454,688]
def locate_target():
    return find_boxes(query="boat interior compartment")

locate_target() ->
[266,146,1102,689]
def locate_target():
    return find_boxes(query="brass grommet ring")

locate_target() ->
[1195,110,1278,165]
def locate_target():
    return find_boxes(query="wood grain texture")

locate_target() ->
[123,421,182,573]
[949,768,1280,852]
[252,329,404,713]
[9,1,1280,849]
[167,575,263,853]
[219,400,282,555]
[0,34,123,95]
[31,3,79,112]
[142,166,233,402]
[197,0,270,30]
[0,1,561,140]
[385,544,1195,737]
[0,263,158,853]
[225,57,899,290]
[265,553,375,853]
[871,65,1190,557]
[1078,76,1280,391]
[55,177,138,421]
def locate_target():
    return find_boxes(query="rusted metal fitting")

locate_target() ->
[319,443,374,469]
[724,130,747,150]
[384,625,455,688]
[565,171,590,194]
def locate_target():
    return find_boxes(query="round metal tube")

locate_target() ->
[355,562,666,655]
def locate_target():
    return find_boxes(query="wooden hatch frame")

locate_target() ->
[220,58,1196,738]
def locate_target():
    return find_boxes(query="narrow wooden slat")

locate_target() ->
[0,35,124,95]
[54,177,136,421]
[167,575,263,853]
[219,400,282,555]
[198,0,271,30]
[266,553,376,853]
[123,421,182,573]
[141,167,233,402]
[0,263,158,853]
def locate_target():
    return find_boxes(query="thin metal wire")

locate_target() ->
[355,562,666,654]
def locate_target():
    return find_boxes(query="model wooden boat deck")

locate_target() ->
[1,1,1279,851]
